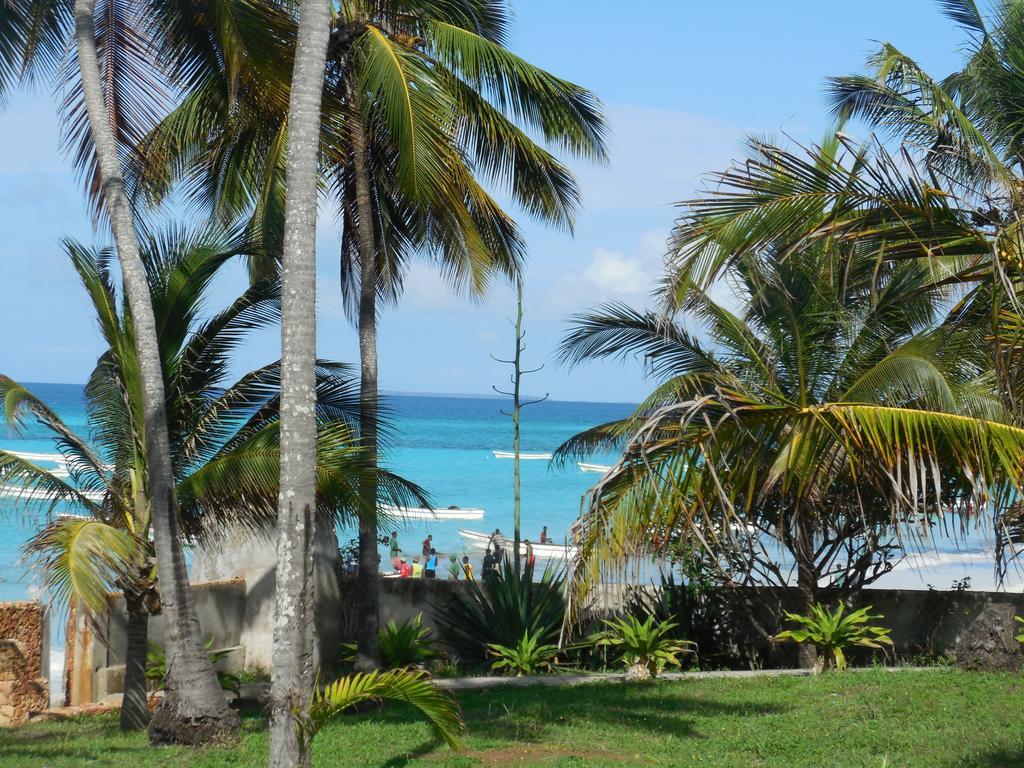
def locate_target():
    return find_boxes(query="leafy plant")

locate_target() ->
[774,604,893,672]
[309,669,463,749]
[1014,616,1024,644]
[592,615,694,680]
[146,638,239,695]
[488,632,561,676]
[342,613,440,670]
[435,559,565,664]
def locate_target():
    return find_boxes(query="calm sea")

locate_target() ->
[0,382,631,601]
[1,382,1018,605]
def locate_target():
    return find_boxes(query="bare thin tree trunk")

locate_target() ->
[119,592,149,731]
[73,0,237,745]
[269,0,331,765]
[351,110,382,672]
[512,278,523,578]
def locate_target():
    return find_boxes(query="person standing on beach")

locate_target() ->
[482,547,494,573]
[524,539,536,569]
[422,534,433,558]
[411,557,423,578]
[462,556,475,581]
[539,526,548,544]
[448,554,459,579]
[425,548,438,578]
[389,531,401,570]
[399,558,412,578]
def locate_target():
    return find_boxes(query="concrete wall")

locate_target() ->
[63,535,1024,704]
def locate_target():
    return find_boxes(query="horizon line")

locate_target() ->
[19,380,638,408]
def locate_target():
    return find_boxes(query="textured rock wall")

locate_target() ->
[0,602,49,726]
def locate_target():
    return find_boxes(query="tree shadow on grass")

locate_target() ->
[944,746,1024,767]
[358,679,787,758]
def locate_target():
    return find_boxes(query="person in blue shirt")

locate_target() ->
[424,548,438,578]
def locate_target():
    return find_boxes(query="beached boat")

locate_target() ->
[379,504,485,521]
[491,450,552,460]
[0,484,104,503]
[578,462,612,473]
[458,528,577,558]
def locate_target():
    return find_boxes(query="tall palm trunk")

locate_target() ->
[793,515,818,670]
[351,110,382,671]
[119,589,149,731]
[269,0,331,765]
[73,0,238,745]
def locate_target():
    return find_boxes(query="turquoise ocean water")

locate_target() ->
[0,382,631,601]
[1,382,1019,606]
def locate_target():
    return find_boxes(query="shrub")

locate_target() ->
[488,631,561,676]
[773,603,892,671]
[592,614,694,680]
[435,559,565,664]
[342,613,440,670]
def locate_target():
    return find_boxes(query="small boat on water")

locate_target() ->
[492,450,552,460]
[3,450,67,464]
[0,484,104,503]
[458,528,578,558]
[578,462,612,473]
[379,504,485,521]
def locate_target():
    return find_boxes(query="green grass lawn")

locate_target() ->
[2,670,1023,767]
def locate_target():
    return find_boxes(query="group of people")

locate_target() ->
[385,526,550,581]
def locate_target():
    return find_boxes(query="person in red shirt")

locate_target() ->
[399,558,412,578]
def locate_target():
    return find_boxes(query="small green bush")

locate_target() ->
[488,631,561,676]
[774,603,892,671]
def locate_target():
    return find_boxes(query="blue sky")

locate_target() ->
[0,1,967,402]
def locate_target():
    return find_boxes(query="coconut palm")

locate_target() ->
[270,1,332,766]
[555,230,1024,667]
[0,226,422,731]
[134,1,607,677]
[0,0,292,742]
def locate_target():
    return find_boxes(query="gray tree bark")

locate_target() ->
[350,110,382,672]
[119,591,150,731]
[268,0,331,765]
[73,0,238,745]
[794,516,819,670]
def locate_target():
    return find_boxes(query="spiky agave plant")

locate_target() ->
[774,603,893,672]
[592,615,694,680]
[487,631,561,677]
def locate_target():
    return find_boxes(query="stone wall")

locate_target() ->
[0,602,49,726]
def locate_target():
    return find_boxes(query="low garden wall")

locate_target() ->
[0,601,49,725]
[65,571,1024,705]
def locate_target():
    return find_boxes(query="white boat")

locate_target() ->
[0,484,104,503]
[379,504,485,521]
[458,528,577,558]
[578,462,612,473]
[492,450,552,460]
[0,450,113,472]
[2,450,67,465]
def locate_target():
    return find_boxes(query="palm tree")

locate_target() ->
[270,0,332,765]
[0,227,423,731]
[134,0,607,673]
[0,0,284,742]
[555,228,1024,667]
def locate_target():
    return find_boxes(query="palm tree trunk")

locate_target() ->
[119,591,149,731]
[793,515,818,670]
[350,109,382,672]
[268,0,331,765]
[73,0,237,745]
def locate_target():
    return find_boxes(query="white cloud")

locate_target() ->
[582,248,649,294]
